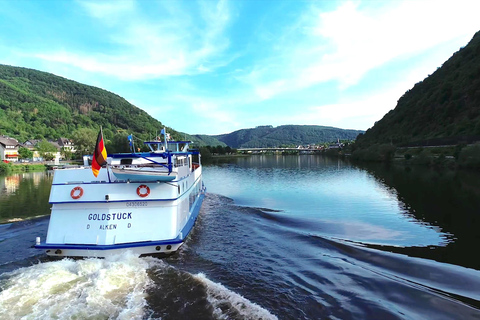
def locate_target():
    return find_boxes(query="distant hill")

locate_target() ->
[356,31,480,148]
[197,125,364,148]
[189,134,227,147]
[0,64,185,146]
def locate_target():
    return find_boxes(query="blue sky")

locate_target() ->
[1,0,479,135]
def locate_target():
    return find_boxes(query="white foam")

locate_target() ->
[194,273,278,320]
[0,251,153,319]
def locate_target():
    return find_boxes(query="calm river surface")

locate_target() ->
[0,155,479,319]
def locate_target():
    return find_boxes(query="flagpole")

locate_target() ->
[101,126,111,183]
[164,127,167,151]
[132,134,135,154]
[92,126,108,180]
[106,163,111,183]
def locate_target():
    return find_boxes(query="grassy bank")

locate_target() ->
[0,162,47,174]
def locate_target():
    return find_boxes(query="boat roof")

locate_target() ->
[109,150,199,158]
[143,140,192,144]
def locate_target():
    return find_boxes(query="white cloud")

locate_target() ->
[35,0,232,80]
[187,98,241,134]
[311,0,480,85]
[244,0,480,100]
[255,68,432,131]
[78,0,135,22]
[142,92,243,135]
[35,51,189,80]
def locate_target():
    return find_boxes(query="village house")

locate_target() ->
[57,138,75,153]
[0,135,20,162]
[22,139,42,161]
[20,138,76,161]
[49,138,76,160]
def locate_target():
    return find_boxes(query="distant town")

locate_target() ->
[1,134,352,163]
[236,140,346,154]
[0,135,75,163]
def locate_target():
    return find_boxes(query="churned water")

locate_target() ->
[1,155,479,319]
[0,250,277,320]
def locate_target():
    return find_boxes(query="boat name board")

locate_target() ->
[88,212,133,221]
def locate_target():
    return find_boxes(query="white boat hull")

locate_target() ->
[36,165,205,258]
[43,243,184,258]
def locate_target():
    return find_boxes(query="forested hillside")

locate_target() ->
[356,31,480,148]
[210,125,363,148]
[190,134,227,147]
[0,65,182,145]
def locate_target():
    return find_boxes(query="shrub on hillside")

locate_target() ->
[0,161,12,174]
[457,144,480,168]
[199,147,212,160]
[351,144,396,162]
[411,149,433,166]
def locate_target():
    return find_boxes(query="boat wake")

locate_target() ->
[194,273,278,320]
[0,251,277,320]
[0,252,150,319]
[193,194,480,319]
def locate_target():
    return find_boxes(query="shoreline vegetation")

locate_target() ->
[0,214,49,225]
[201,143,480,169]
[0,162,48,175]
[3,142,479,176]
[350,143,480,169]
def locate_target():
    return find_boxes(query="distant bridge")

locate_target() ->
[237,147,323,153]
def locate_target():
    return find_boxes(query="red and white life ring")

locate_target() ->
[136,184,150,198]
[70,186,84,199]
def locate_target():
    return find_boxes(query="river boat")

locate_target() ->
[35,132,206,258]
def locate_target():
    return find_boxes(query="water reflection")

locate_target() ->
[204,155,450,249]
[357,163,480,269]
[0,172,53,224]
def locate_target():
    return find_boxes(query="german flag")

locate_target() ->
[92,127,107,177]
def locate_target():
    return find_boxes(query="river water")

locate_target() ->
[0,156,479,319]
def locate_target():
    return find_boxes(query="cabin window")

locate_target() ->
[176,158,187,167]
[120,159,133,165]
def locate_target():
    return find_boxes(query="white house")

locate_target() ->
[0,136,20,162]
[22,139,42,161]
[21,138,76,161]
[57,138,76,153]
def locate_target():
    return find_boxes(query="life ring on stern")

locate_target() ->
[70,186,84,199]
[137,184,150,198]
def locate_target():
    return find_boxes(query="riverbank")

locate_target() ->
[0,214,49,225]
[0,162,47,174]
[349,143,480,169]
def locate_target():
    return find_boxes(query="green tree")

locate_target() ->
[109,133,131,153]
[36,139,58,160]
[199,147,212,160]
[72,128,97,157]
[216,145,226,155]
[18,147,33,160]
[458,143,480,168]
[0,161,12,174]
[61,148,73,160]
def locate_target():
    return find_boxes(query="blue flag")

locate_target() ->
[127,135,133,146]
